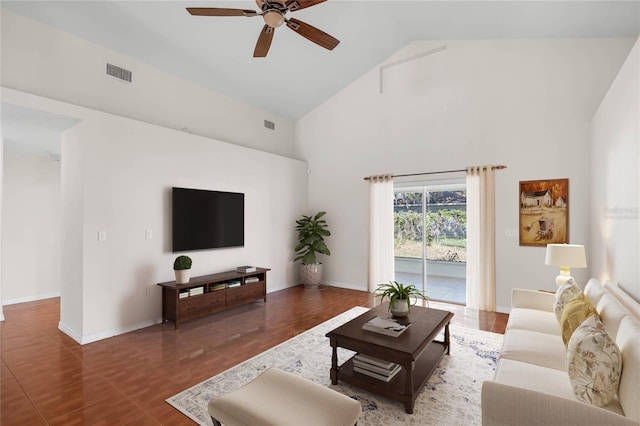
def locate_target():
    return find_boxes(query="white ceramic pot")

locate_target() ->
[175,269,191,284]
[300,263,323,289]
[390,298,410,317]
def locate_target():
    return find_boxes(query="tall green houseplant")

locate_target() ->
[295,211,331,288]
[294,211,331,264]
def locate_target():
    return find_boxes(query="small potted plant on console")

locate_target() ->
[375,280,427,317]
[174,255,192,284]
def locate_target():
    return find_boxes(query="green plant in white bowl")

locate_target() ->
[375,280,427,317]
[173,255,192,284]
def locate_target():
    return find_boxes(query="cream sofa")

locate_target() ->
[482,278,640,426]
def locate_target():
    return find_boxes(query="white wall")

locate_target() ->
[3,88,308,343]
[60,121,85,337]
[0,138,4,321]
[591,37,640,301]
[295,38,635,311]
[2,151,61,304]
[0,9,296,159]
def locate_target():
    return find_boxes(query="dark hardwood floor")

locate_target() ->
[1,285,508,425]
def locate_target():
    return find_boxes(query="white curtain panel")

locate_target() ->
[368,174,395,293]
[466,166,497,311]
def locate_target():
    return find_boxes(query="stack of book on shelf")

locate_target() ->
[353,353,401,382]
[226,280,242,288]
[245,276,259,284]
[237,265,256,273]
[362,316,411,337]
[189,286,204,296]
[179,289,189,299]
[210,283,226,292]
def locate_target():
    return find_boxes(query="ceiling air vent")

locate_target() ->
[106,63,132,82]
[264,120,275,130]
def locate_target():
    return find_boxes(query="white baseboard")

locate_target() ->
[322,280,367,291]
[3,292,61,306]
[58,321,83,344]
[496,305,511,314]
[59,317,165,345]
[320,282,512,314]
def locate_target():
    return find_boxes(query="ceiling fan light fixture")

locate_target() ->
[186,1,339,57]
[263,10,285,28]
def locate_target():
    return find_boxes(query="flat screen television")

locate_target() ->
[172,187,244,252]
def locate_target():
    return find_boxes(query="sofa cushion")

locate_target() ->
[585,278,607,307]
[567,315,621,407]
[561,293,598,345]
[616,316,640,423]
[506,308,560,335]
[597,293,630,340]
[492,359,625,416]
[554,278,582,322]
[500,329,567,371]
[511,288,555,311]
[493,358,575,399]
[604,281,640,321]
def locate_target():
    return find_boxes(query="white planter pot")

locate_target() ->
[175,269,191,284]
[390,298,410,317]
[300,263,323,289]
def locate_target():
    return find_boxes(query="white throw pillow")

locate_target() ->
[554,278,582,322]
[566,315,622,407]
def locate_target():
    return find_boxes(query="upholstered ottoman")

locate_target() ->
[207,367,361,426]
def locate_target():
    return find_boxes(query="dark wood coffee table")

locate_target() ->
[326,303,453,414]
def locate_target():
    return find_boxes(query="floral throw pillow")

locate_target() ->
[554,278,582,322]
[567,315,622,407]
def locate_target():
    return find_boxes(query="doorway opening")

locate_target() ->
[393,180,467,304]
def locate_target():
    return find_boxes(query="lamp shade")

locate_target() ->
[545,244,587,268]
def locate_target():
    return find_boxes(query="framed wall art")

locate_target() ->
[519,178,569,246]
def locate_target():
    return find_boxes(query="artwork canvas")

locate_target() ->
[519,178,569,246]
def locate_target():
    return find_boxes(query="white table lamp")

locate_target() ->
[545,244,587,286]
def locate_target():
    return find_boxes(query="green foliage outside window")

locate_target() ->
[394,209,467,262]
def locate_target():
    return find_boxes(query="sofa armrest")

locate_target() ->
[511,288,554,312]
[482,381,636,426]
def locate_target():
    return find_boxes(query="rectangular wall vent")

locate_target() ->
[264,120,275,130]
[106,63,132,82]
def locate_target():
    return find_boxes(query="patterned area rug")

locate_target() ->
[167,306,503,426]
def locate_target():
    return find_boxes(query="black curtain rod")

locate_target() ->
[363,165,507,181]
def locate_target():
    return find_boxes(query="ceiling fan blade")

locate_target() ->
[254,25,275,57]
[286,18,339,51]
[285,0,326,12]
[186,7,258,17]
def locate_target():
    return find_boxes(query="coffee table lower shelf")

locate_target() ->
[334,341,447,413]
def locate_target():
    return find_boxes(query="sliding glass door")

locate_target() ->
[393,181,467,304]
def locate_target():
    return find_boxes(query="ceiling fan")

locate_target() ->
[187,0,339,57]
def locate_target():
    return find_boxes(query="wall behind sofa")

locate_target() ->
[295,38,635,311]
[591,37,640,301]
[3,88,308,343]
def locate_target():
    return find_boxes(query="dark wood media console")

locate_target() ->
[157,267,269,329]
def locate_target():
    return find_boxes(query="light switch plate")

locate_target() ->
[98,231,107,241]
[505,229,518,238]
[145,229,153,239]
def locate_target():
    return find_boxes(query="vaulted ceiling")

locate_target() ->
[3,1,639,121]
